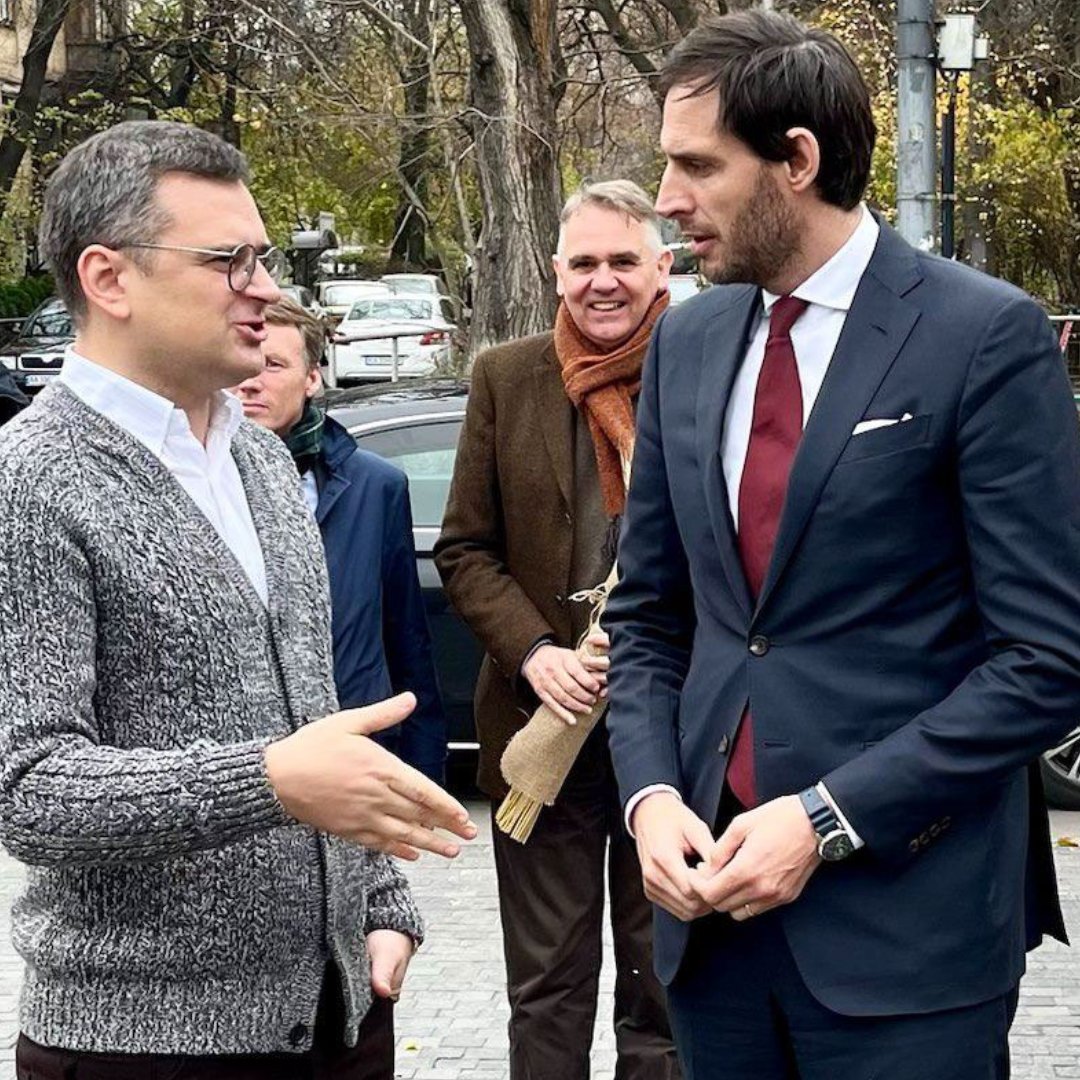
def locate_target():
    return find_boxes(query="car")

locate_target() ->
[1041,730,1080,809]
[315,279,387,324]
[668,273,708,306]
[331,294,456,385]
[0,297,73,394]
[380,272,449,298]
[278,283,325,318]
[325,379,482,762]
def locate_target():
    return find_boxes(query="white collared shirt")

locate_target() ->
[626,208,879,844]
[60,349,269,605]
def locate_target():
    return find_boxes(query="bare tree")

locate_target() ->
[0,0,74,218]
[460,0,563,354]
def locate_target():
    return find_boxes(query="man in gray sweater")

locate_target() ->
[0,120,475,1079]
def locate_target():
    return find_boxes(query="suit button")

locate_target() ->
[718,734,730,754]
[749,635,770,657]
[929,823,941,839]
[288,1023,309,1048]
[908,839,920,854]
[555,593,565,605]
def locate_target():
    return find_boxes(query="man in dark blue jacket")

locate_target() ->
[233,297,447,785]
[0,367,29,426]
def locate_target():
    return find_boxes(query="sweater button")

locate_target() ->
[288,1023,309,1048]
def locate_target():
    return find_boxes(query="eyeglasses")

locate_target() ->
[122,242,288,292]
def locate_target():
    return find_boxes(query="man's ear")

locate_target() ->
[305,364,323,399]
[77,245,134,322]
[782,127,821,195]
[657,247,674,290]
[552,254,566,298]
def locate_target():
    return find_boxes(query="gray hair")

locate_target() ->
[556,179,664,259]
[39,120,250,322]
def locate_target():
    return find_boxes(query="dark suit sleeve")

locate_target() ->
[825,295,1080,860]
[604,312,695,808]
[434,351,555,678]
[381,474,448,784]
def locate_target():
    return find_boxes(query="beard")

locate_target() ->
[700,166,801,288]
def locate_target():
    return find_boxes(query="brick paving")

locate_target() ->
[1,805,1079,1079]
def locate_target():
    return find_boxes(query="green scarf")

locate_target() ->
[285,399,325,475]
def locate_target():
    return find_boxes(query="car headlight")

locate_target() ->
[0,355,15,370]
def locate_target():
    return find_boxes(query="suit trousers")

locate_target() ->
[491,727,680,1080]
[15,966,394,1080]
[666,908,1017,1080]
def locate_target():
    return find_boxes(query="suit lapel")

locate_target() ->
[755,231,923,614]
[696,286,760,620]
[315,470,350,525]
[534,341,574,509]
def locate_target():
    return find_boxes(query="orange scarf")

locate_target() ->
[555,290,670,516]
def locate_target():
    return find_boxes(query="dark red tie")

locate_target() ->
[727,295,809,808]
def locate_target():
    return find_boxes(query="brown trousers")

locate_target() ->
[491,728,681,1080]
[16,967,394,1080]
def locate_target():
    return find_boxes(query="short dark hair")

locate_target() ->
[264,297,327,371]
[39,120,250,323]
[658,10,876,211]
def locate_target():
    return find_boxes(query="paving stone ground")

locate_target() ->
[1,804,1080,1079]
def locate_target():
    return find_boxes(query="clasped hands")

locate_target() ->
[631,791,821,923]
[522,632,610,726]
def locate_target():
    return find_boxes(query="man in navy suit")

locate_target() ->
[233,297,448,1079]
[604,11,1080,1079]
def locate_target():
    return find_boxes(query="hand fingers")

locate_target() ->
[538,688,580,726]
[334,693,417,736]
[354,816,463,859]
[580,653,610,673]
[584,631,610,653]
[707,816,748,872]
[554,660,600,702]
[545,671,595,712]
[384,772,476,839]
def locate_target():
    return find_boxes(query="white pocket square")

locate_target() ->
[852,413,913,436]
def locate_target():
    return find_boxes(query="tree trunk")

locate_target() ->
[0,0,73,220]
[962,59,993,273]
[390,0,433,270]
[460,0,562,357]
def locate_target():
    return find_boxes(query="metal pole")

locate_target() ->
[391,335,400,384]
[896,0,937,251]
[940,74,957,260]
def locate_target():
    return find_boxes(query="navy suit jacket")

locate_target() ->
[316,416,447,782]
[605,221,1080,1016]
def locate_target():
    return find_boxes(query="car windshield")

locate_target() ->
[322,284,383,306]
[347,299,433,322]
[22,302,72,338]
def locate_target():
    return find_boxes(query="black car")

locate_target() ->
[0,297,73,395]
[325,379,483,757]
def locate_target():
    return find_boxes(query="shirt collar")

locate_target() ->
[60,348,244,458]
[762,204,879,317]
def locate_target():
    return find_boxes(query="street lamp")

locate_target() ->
[936,13,989,259]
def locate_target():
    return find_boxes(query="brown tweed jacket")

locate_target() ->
[435,332,583,798]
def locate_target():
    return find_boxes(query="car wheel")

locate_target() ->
[1040,727,1080,809]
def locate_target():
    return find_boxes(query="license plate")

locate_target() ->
[364,356,391,366]
[24,374,54,386]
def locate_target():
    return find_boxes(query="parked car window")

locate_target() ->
[22,301,72,338]
[347,299,434,322]
[353,418,462,527]
[320,283,385,308]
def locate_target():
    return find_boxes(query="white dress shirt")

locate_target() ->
[60,350,269,606]
[626,207,880,844]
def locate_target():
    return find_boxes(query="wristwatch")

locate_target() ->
[798,786,855,862]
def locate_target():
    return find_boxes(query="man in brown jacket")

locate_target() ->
[436,180,680,1080]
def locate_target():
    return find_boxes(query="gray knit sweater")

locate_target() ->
[0,383,422,1055]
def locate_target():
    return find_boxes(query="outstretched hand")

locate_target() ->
[264,692,476,860]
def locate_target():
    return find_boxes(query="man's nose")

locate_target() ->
[591,263,618,291]
[655,164,688,220]
[245,261,282,303]
[234,374,263,395]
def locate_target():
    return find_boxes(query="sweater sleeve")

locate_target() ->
[361,849,425,944]
[0,467,291,868]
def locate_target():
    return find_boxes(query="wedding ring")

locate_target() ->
[743,903,755,919]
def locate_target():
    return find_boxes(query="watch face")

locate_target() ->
[820,831,855,862]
